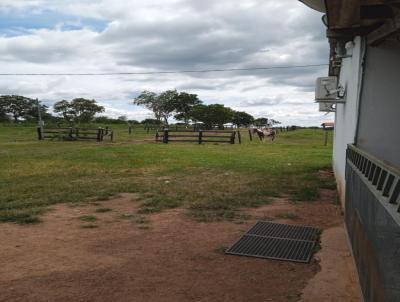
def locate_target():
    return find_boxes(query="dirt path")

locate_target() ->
[300,226,361,302]
[0,191,360,302]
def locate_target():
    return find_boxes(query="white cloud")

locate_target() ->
[0,0,330,126]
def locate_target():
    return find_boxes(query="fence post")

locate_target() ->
[198,130,203,144]
[97,128,102,142]
[237,130,242,144]
[110,130,114,142]
[324,130,328,146]
[248,129,253,141]
[230,131,236,144]
[155,131,159,142]
[163,129,169,144]
[129,126,132,135]
[37,127,43,140]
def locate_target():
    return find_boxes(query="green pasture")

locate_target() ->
[0,124,334,224]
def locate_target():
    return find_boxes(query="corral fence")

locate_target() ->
[155,129,241,144]
[37,127,114,142]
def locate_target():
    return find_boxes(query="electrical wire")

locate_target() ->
[0,64,328,76]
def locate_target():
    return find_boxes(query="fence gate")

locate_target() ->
[38,127,113,142]
[156,129,239,144]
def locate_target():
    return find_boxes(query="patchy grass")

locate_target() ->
[290,186,319,202]
[78,215,98,222]
[135,215,150,224]
[80,224,98,229]
[95,207,112,213]
[134,215,151,229]
[137,224,151,230]
[115,213,135,220]
[137,196,182,214]
[0,208,46,224]
[95,195,113,202]
[0,125,333,223]
[275,212,299,220]
[214,245,229,254]
[114,212,151,228]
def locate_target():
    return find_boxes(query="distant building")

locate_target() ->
[321,122,334,129]
[300,1,400,301]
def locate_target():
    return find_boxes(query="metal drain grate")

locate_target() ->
[247,221,319,241]
[225,221,320,263]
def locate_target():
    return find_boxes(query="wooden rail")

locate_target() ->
[155,129,239,144]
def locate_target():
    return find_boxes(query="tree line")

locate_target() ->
[0,95,122,124]
[0,96,140,125]
[133,89,280,129]
[0,92,280,128]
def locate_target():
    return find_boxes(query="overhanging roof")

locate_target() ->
[299,0,400,45]
[298,0,326,13]
[325,0,400,36]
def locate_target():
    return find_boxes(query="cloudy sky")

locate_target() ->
[0,0,332,125]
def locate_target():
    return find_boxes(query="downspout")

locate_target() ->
[353,37,367,145]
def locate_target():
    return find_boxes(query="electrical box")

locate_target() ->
[315,76,339,101]
[319,102,335,112]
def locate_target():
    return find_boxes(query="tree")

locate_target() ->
[189,104,234,129]
[70,98,105,123]
[141,118,162,125]
[0,95,37,122]
[0,110,8,122]
[117,115,128,122]
[157,90,179,125]
[53,98,104,124]
[134,90,201,126]
[133,91,162,123]
[269,119,281,126]
[94,116,139,124]
[0,98,9,121]
[254,117,269,127]
[53,100,75,123]
[133,90,180,126]
[25,103,51,122]
[174,92,202,125]
[232,111,254,127]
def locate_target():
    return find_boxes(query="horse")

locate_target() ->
[252,128,276,142]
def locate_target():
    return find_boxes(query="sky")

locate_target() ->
[0,0,333,126]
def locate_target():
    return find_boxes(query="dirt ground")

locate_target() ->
[0,190,361,302]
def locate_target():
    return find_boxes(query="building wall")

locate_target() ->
[356,41,400,169]
[346,39,400,302]
[346,159,400,302]
[333,36,364,204]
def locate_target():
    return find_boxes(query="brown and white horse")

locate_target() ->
[252,128,276,142]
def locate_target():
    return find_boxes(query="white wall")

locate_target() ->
[356,42,400,169]
[333,36,364,204]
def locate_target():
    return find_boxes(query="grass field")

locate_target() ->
[0,124,334,224]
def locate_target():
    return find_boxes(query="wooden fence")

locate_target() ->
[37,127,113,142]
[155,129,240,144]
